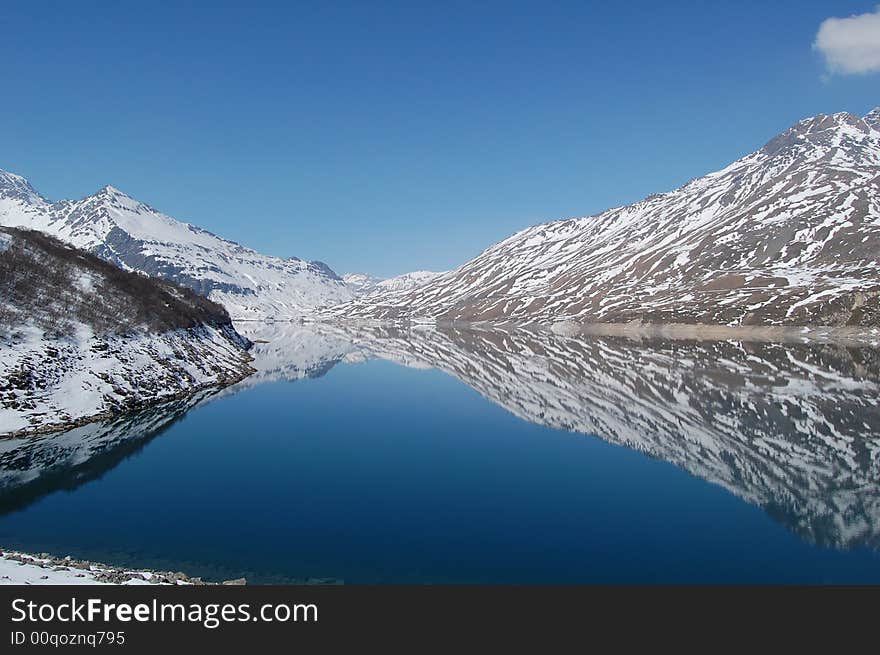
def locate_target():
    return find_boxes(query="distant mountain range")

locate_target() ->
[4,107,878,328]
[342,270,445,296]
[0,173,354,320]
[335,109,880,327]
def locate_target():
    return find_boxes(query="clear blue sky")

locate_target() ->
[1,1,877,277]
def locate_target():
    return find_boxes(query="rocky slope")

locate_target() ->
[335,108,880,326]
[0,172,353,320]
[0,228,254,437]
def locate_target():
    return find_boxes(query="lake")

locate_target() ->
[1,322,879,584]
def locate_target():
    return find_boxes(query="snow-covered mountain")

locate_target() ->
[0,228,254,437]
[343,270,444,296]
[0,172,353,320]
[342,272,385,295]
[335,109,880,326]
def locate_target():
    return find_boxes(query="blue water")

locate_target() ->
[1,358,880,584]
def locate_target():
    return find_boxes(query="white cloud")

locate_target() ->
[814,5,880,75]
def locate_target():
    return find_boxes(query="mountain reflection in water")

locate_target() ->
[1,321,878,554]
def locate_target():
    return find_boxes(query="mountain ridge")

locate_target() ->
[343,270,445,296]
[332,108,880,327]
[0,174,354,320]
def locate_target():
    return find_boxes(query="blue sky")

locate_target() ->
[1,1,877,276]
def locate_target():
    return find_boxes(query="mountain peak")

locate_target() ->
[308,260,342,280]
[761,111,871,157]
[865,107,880,130]
[792,111,864,134]
[0,169,45,204]
[97,184,130,198]
[333,107,880,327]
[1,171,354,318]
[92,184,144,212]
[0,168,28,185]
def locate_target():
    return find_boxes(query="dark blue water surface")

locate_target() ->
[2,327,880,584]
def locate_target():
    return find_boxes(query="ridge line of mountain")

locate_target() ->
[328,108,880,327]
[0,173,355,320]
[4,106,880,328]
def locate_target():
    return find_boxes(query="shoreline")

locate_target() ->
[0,548,246,586]
[0,365,254,441]
[547,320,880,345]
[305,317,880,346]
[4,318,879,441]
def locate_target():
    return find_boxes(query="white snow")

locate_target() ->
[0,181,354,320]
[329,109,880,326]
[0,322,252,438]
[343,270,445,296]
[0,552,179,585]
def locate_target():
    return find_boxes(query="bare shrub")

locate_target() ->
[0,227,233,336]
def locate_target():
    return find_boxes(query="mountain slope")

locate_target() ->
[335,109,880,326]
[0,227,254,437]
[0,173,353,319]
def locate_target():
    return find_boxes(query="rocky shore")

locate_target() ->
[549,320,880,345]
[0,324,257,440]
[0,548,246,586]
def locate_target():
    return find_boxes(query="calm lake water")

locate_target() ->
[1,323,879,584]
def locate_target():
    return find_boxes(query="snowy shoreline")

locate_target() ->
[0,365,252,441]
[549,320,880,345]
[0,548,246,586]
[0,325,255,439]
[310,316,880,346]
